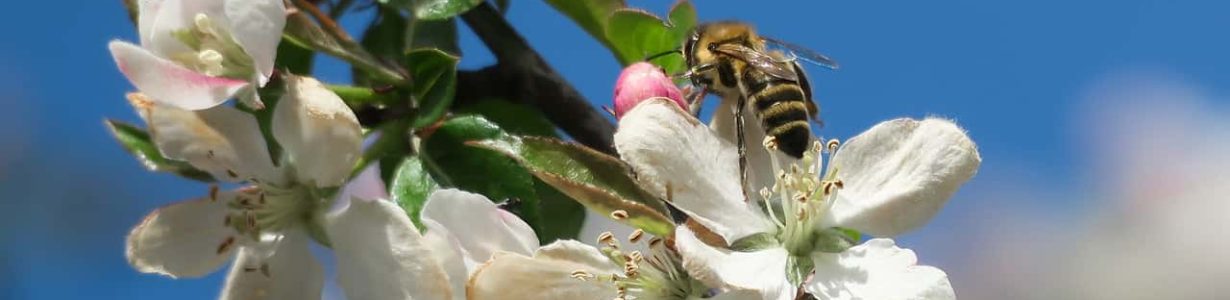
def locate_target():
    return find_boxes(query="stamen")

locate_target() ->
[193,13,213,33]
[610,210,629,220]
[216,236,235,254]
[598,232,618,248]
[763,136,779,150]
[209,185,219,202]
[628,229,645,244]
[571,270,593,281]
[826,139,840,152]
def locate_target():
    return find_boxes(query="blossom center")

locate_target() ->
[759,138,848,258]
[576,229,709,300]
[221,183,317,242]
[169,13,255,79]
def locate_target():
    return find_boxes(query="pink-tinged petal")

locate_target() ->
[220,231,325,300]
[128,93,279,183]
[126,190,237,278]
[613,62,685,119]
[807,239,955,300]
[110,41,247,110]
[615,99,773,243]
[420,189,539,267]
[223,0,285,84]
[326,198,454,300]
[823,118,981,237]
[271,75,362,188]
[675,226,794,300]
[467,241,620,300]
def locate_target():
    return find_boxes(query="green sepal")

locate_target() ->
[786,254,815,287]
[105,120,215,182]
[812,227,859,253]
[729,232,781,252]
[389,156,439,229]
[405,49,459,128]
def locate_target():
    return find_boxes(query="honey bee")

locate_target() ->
[668,21,838,187]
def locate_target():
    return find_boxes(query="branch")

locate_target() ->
[459,2,616,155]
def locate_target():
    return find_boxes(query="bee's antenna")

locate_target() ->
[643,47,682,62]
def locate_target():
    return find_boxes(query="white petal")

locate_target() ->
[129,94,279,183]
[420,189,539,267]
[326,198,453,300]
[824,118,981,237]
[807,239,955,300]
[125,191,237,278]
[709,96,801,194]
[136,0,167,46]
[467,241,619,300]
[422,228,468,300]
[615,99,773,243]
[223,0,285,84]
[111,41,248,110]
[220,231,324,300]
[674,226,794,300]
[271,75,362,187]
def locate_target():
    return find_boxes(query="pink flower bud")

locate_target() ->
[613,62,685,119]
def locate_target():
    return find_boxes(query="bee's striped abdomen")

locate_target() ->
[746,78,812,158]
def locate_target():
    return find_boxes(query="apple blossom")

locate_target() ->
[123,74,399,298]
[614,62,686,119]
[614,99,980,300]
[109,0,286,110]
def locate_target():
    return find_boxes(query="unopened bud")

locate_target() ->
[613,62,685,119]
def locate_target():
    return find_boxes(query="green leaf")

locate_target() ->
[284,12,407,85]
[412,0,483,20]
[604,1,696,74]
[389,156,439,229]
[420,116,541,232]
[405,49,459,128]
[406,18,460,55]
[534,177,586,242]
[355,7,410,86]
[471,135,674,236]
[544,0,625,50]
[105,120,215,182]
[275,37,315,74]
[454,99,558,137]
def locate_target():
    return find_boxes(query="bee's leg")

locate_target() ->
[735,96,750,199]
[683,85,707,117]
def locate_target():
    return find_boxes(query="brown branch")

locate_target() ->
[459,2,616,155]
[290,0,357,44]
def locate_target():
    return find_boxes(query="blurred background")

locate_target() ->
[3,0,1229,298]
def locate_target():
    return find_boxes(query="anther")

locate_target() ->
[226,169,238,178]
[259,263,271,277]
[193,13,213,31]
[827,139,841,152]
[627,229,645,244]
[610,210,629,220]
[209,185,219,202]
[598,232,617,246]
[571,270,593,281]
[216,236,235,254]
[648,237,663,248]
[763,136,779,150]
[811,140,825,154]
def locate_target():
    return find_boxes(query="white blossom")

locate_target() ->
[110,0,286,110]
[614,98,980,300]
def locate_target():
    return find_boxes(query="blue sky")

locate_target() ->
[2,0,1228,298]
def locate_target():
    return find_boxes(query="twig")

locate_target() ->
[291,0,357,44]
[459,2,616,154]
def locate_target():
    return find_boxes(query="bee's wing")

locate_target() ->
[712,43,799,82]
[761,36,839,70]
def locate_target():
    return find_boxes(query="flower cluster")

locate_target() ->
[106,1,980,299]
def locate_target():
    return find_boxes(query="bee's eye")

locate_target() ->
[707,43,717,51]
